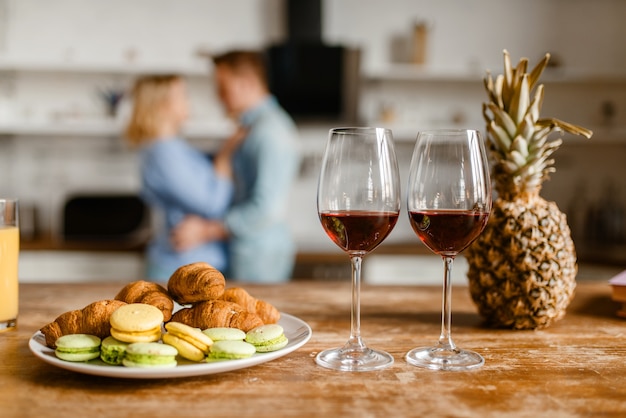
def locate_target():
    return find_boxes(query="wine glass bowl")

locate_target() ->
[406,129,492,371]
[319,211,399,254]
[316,127,401,371]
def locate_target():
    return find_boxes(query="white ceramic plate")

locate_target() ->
[29,313,312,379]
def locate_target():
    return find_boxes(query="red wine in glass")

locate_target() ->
[409,210,489,256]
[316,127,400,371]
[320,210,399,254]
[405,129,492,371]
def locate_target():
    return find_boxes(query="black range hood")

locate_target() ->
[267,0,360,123]
[286,0,323,44]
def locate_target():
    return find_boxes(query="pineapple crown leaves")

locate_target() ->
[483,50,593,198]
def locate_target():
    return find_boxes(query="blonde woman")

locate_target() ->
[126,74,242,280]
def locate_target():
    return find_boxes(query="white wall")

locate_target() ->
[324,0,626,75]
[1,0,285,66]
[4,0,625,73]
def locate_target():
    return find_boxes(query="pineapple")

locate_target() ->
[466,50,593,330]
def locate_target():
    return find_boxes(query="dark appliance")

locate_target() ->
[62,194,150,245]
[266,0,360,123]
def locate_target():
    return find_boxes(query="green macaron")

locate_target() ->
[245,324,288,353]
[202,327,246,342]
[55,334,101,362]
[122,342,178,368]
[206,340,256,361]
[100,336,131,365]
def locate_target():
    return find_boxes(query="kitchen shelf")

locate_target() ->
[0,119,233,138]
[371,123,626,144]
[364,64,626,84]
[365,65,484,83]
[11,60,624,84]
[0,58,211,77]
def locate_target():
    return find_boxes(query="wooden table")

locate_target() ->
[2,281,625,417]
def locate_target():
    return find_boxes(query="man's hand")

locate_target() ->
[170,215,228,252]
[214,126,248,178]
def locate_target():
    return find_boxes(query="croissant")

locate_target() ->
[170,300,263,332]
[220,287,280,324]
[40,299,127,348]
[115,280,174,321]
[167,262,225,305]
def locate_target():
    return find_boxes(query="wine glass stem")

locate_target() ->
[438,256,457,351]
[347,254,366,350]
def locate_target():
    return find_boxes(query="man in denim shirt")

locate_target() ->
[172,51,300,282]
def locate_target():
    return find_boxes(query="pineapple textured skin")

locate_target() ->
[466,195,577,329]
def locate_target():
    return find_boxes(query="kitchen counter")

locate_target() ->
[20,234,625,281]
[19,239,436,282]
[2,281,625,417]
[20,234,146,252]
[20,236,430,255]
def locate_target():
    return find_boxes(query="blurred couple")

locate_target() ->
[125,50,300,283]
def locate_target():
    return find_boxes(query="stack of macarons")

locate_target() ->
[100,338,178,369]
[201,324,289,360]
[53,303,289,367]
[158,323,290,362]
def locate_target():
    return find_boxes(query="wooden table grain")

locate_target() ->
[1,281,625,418]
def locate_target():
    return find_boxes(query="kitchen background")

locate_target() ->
[0,0,625,283]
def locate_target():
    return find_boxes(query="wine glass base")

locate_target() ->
[315,346,394,372]
[405,346,484,371]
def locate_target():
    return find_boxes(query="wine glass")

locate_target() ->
[406,129,492,371]
[316,127,401,371]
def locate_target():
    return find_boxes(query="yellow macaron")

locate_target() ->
[162,322,214,362]
[109,303,164,343]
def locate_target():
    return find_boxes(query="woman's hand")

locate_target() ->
[170,215,228,252]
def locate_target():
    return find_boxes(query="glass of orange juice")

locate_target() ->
[0,199,19,332]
